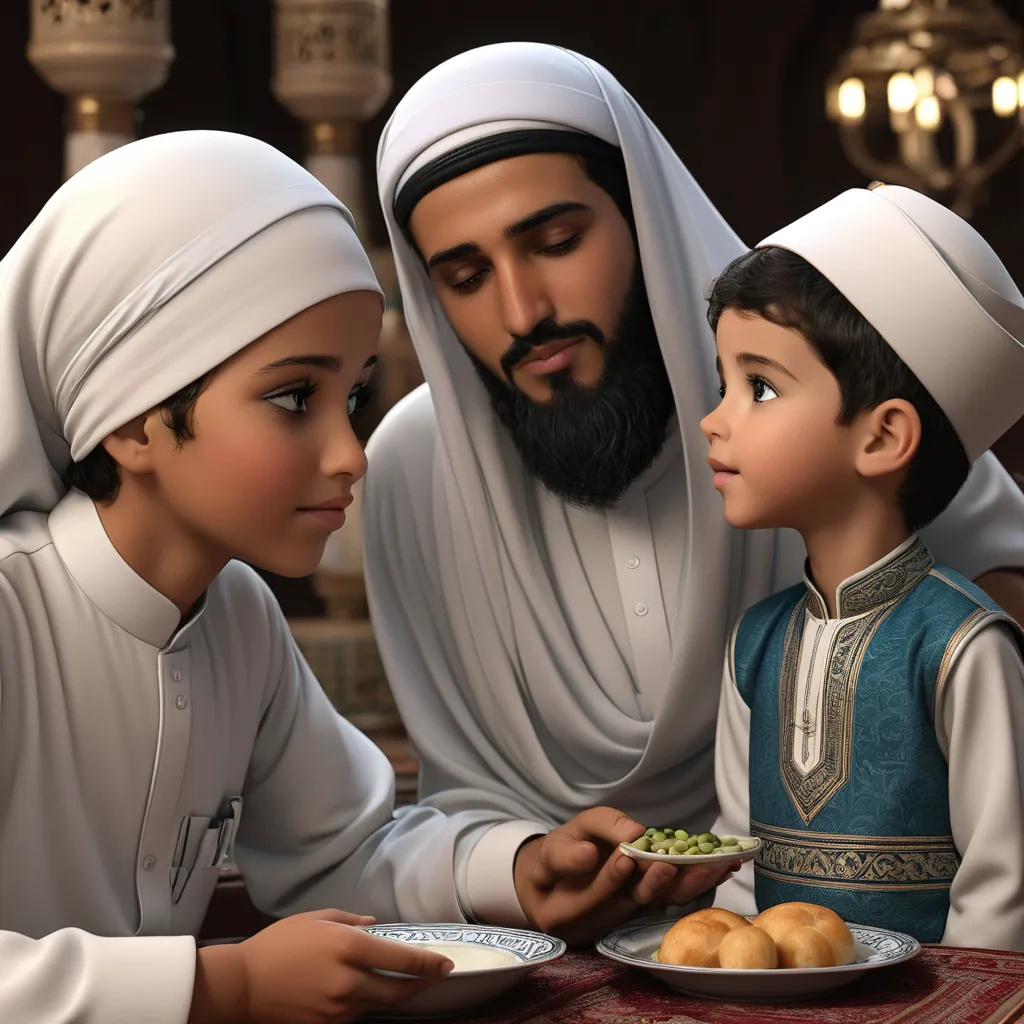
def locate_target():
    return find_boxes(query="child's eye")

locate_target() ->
[750,376,779,403]
[348,381,376,418]
[267,383,316,415]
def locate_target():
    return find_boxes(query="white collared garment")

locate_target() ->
[0,490,493,1024]
[375,382,1024,927]
[712,538,1024,950]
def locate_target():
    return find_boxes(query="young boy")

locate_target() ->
[702,183,1024,950]
[0,129,465,1023]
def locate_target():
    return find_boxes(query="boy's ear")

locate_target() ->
[99,409,166,476]
[854,398,921,480]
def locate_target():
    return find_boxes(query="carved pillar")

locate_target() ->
[28,0,174,180]
[272,0,390,237]
[272,1,399,614]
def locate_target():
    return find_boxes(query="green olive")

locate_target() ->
[687,836,699,848]
[651,831,667,843]
[719,844,741,854]
[719,837,737,846]
[684,846,702,856]
[673,830,690,842]
[697,833,717,845]
[632,837,652,852]
[737,839,758,851]
[672,840,689,853]
[698,842,715,853]
[644,828,657,838]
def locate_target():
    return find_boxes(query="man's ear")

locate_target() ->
[99,409,166,476]
[853,398,921,480]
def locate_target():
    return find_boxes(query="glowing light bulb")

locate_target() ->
[888,72,918,113]
[837,78,866,119]
[935,72,958,100]
[992,76,1018,116]
[913,66,935,97]
[915,95,941,130]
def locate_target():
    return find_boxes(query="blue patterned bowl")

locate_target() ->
[364,923,566,1018]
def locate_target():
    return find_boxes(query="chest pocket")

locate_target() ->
[171,796,243,904]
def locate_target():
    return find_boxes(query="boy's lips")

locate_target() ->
[297,496,353,532]
[708,457,739,489]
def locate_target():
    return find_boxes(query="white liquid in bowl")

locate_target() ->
[420,943,520,972]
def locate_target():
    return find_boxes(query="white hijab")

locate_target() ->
[371,43,779,824]
[0,129,381,522]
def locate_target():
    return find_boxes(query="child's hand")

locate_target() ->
[191,909,454,1024]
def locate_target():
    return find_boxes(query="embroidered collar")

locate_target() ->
[803,534,934,620]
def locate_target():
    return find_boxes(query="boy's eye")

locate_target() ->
[267,384,315,414]
[348,381,376,417]
[750,376,779,403]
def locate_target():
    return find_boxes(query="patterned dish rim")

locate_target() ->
[364,923,567,977]
[597,920,921,976]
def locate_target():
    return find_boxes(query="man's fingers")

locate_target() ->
[343,931,454,978]
[355,972,446,1009]
[530,832,603,888]
[647,860,742,907]
[630,860,680,905]
[562,806,646,846]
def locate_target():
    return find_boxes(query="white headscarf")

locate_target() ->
[0,129,381,520]
[371,44,778,824]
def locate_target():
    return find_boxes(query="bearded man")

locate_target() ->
[363,42,1024,944]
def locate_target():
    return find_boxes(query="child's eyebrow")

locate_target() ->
[737,352,798,381]
[256,354,341,375]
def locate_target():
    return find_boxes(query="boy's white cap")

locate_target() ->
[757,184,1024,463]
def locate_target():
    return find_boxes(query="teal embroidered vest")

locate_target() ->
[733,537,1021,942]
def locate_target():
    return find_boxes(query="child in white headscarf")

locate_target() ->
[705,184,1024,951]
[0,130,459,1023]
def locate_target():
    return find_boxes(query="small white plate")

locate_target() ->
[619,836,761,866]
[363,923,565,1018]
[597,918,920,1001]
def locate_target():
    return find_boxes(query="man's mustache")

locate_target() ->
[500,319,606,383]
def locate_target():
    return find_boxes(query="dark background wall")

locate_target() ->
[4,0,1024,613]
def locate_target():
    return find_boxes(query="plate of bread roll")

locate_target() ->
[596,902,920,1000]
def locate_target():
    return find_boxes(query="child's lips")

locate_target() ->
[707,457,739,489]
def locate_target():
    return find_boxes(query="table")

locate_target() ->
[404,946,1024,1024]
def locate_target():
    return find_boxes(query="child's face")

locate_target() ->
[141,289,381,577]
[700,310,859,532]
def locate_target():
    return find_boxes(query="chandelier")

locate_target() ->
[826,0,1024,217]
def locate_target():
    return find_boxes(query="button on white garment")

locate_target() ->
[626,556,640,569]
[142,855,155,871]
[634,602,648,616]
[172,669,182,682]
[175,695,187,710]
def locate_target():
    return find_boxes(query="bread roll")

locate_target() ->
[681,908,751,932]
[718,925,778,969]
[657,919,731,968]
[753,902,855,967]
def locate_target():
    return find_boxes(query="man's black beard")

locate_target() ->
[464,266,676,510]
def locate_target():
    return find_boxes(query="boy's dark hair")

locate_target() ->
[706,246,969,532]
[65,372,214,504]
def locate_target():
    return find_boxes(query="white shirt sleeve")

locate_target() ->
[231,580,518,926]
[710,638,758,918]
[921,452,1024,580]
[0,930,195,1024]
[936,622,1024,951]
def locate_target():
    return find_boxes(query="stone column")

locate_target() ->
[273,0,401,613]
[27,0,174,180]
[272,0,391,238]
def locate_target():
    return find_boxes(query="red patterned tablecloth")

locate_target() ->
[403,946,1024,1024]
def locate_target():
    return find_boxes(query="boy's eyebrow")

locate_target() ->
[426,202,591,269]
[255,354,377,375]
[737,352,798,381]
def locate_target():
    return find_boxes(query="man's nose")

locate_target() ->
[496,261,555,338]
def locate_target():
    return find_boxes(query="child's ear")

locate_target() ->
[854,398,921,480]
[99,409,166,476]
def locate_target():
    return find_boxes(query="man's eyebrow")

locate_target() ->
[425,202,592,270]
[505,201,591,238]
[737,352,798,380]
[427,241,480,270]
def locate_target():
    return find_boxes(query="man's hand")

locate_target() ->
[512,807,739,946]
